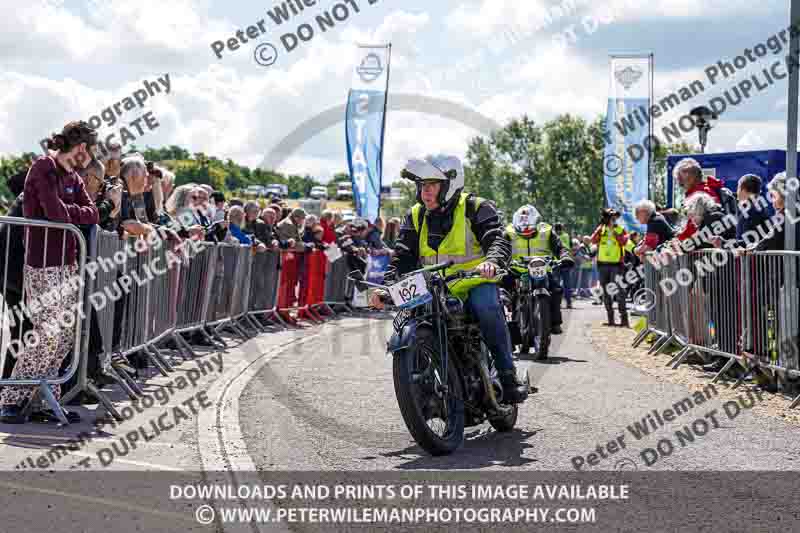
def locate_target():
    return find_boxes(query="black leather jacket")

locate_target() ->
[385,193,511,283]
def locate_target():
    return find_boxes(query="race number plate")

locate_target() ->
[388,273,432,309]
[528,266,547,279]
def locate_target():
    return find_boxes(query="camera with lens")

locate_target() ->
[600,208,620,226]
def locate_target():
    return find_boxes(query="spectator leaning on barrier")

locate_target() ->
[302,214,320,243]
[684,192,736,249]
[335,220,368,273]
[310,224,327,249]
[591,208,629,327]
[634,199,675,258]
[165,184,201,236]
[320,210,337,244]
[226,206,265,252]
[211,191,226,223]
[78,157,122,230]
[720,173,771,249]
[352,217,388,253]
[0,121,101,424]
[257,206,284,249]
[674,158,724,241]
[102,142,122,179]
[383,217,401,249]
[243,201,261,232]
[276,208,306,252]
[757,172,799,251]
[118,155,156,239]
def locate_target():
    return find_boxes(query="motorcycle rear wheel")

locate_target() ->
[393,326,465,456]
[532,296,551,360]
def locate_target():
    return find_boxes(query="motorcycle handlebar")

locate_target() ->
[444,268,508,284]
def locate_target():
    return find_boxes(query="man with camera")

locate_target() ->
[591,208,629,327]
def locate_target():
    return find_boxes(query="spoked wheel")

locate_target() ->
[531,296,551,360]
[393,327,465,456]
[519,296,532,355]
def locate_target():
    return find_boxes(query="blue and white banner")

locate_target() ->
[346,44,391,224]
[366,253,391,286]
[603,54,652,233]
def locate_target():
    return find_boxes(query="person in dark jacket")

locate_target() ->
[369,155,527,404]
[1,121,100,423]
[634,199,675,257]
[686,192,736,249]
[722,173,771,249]
[757,174,793,251]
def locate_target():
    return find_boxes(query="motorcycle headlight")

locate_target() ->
[528,258,548,279]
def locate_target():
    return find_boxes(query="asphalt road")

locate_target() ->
[239,303,800,472]
[2,303,800,532]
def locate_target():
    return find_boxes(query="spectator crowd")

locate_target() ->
[0,120,403,424]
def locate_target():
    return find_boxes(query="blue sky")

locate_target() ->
[0,0,796,183]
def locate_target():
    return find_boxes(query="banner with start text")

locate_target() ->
[346,43,392,224]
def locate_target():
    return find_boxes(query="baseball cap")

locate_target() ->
[291,208,307,218]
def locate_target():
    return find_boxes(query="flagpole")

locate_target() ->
[377,43,392,223]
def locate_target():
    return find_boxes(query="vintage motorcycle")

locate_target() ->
[501,256,567,359]
[351,261,532,456]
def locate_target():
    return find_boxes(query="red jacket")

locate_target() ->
[677,177,722,241]
[23,156,99,267]
[320,219,336,244]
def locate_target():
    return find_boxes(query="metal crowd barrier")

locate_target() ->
[0,217,364,425]
[323,253,355,313]
[0,217,87,425]
[247,250,283,326]
[633,246,800,408]
[665,249,739,375]
[741,251,800,405]
[632,251,674,354]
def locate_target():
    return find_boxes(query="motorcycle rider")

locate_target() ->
[504,205,573,336]
[369,155,529,404]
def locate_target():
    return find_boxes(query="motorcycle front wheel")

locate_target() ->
[393,326,465,456]
[532,295,551,360]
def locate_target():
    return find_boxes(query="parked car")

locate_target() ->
[245,185,267,197]
[340,209,355,222]
[266,184,288,198]
[309,186,328,200]
[336,184,353,200]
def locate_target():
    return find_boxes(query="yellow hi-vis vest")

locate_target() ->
[559,232,570,249]
[624,239,636,253]
[507,223,555,260]
[598,225,624,263]
[411,193,492,300]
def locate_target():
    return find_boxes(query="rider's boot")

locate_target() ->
[498,367,529,404]
[603,308,616,327]
[618,313,630,328]
[551,323,563,335]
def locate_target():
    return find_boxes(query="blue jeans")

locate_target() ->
[559,268,572,305]
[464,283,514,371]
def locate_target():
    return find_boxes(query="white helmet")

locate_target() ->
[512,205,541,237]
[400,154,465,210]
